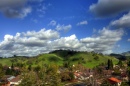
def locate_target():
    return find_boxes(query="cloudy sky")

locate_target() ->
[0,0,130,57]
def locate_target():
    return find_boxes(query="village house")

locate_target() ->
[74,69,93,81]
[10,75,21,85]
[0,75,15,86]
[0,75,21,86]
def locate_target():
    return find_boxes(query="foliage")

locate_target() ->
[112,69,121,76]
[107,59,113,70]
[34,65,41,72]
[94,56,99,61]
[100,79,112,86]
[117,60,123,67]
[48,56,60,62]
[0,64,4,79]
[19,64,61,86]
[127,58,130,84]
[121,82,129,86]
[28,65,32,71]
[0,50,119,69]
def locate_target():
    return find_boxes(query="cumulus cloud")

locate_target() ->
[89,0,130,17]
[80,28,124,54]
[77,21,88,26]
[0,0,32,18]
[110,12,130,28]
[128,39,130,42]
[48,20,57,26]
[0,28,124,57]
[50,35,82,50]
[0,29,59,57]
[55,24,72,32]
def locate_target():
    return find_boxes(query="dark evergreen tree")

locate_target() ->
[107,59,110,69]
[107,59,113,70]
[110,60,113,69]
[11,63,14,69]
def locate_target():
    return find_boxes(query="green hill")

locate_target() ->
[68,52,118,68]
[0,50,119,68]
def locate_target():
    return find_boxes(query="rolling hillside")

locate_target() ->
[0,50,119,68]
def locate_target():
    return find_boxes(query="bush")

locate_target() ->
[48,56,59,62]
[94,56,99,61]
[71,57,80,61]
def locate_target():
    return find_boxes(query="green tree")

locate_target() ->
[34,65,41,72]
[107,59,113,70]
[0,64,4,79]
[61,70,70,81]
[118,60,123,67]
[28,65,32,71]
[19,71,37,86]
[127,59,130,84]
[100,79,112,86]
[94,56,99,61]
[121,82,129,86]
[11,63,14,69]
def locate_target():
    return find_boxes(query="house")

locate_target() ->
[0,75,15,86]
[103,70,113,77]
[1,75,15,82]
[108,77,122,86]
[74,70,93,80]
[10,75,21,85]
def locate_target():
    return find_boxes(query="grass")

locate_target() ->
[0,51,119,69]
[68,52,119,68]
[0,58,13,66]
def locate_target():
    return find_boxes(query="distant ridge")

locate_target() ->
[121,51,130,56]
[110,53,126,60]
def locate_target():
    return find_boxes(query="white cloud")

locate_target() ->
[23,29,59,40]
[20,7,32,18]
[77,21,88,26]
[50,34,82,50]
[80,28,124,54]
[89,0,130,17]
[48,20,57,26]
[55,24,72,32]
[0,29,59,57]
[0,28,124,57]
[128,39,130,42]
[110,12,130,28]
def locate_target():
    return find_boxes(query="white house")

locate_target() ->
[10,75,21,85]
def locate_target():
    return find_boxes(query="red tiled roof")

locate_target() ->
[108,77,121,83]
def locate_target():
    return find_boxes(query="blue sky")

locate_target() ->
[0,0,130,57]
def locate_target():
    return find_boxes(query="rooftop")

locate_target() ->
[108,77,121,83]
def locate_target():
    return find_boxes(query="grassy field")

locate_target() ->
[0,51,119,68]
[68,52,118,68]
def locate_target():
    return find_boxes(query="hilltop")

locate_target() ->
[0,50,119,68]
